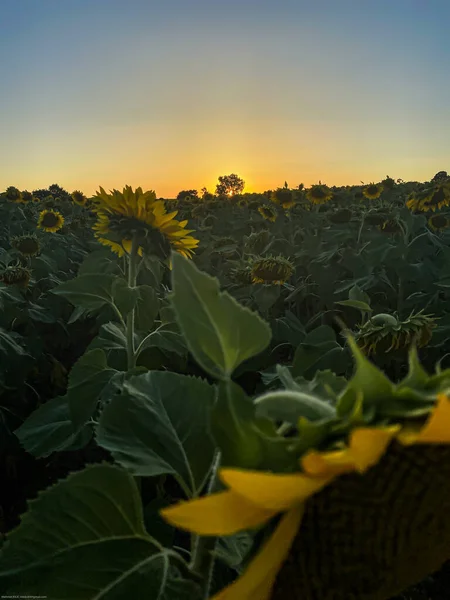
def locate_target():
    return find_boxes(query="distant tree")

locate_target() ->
[176,189,198,201]
[215,173,245,196]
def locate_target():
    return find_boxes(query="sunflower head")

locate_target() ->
[428,213,450,232]
[354,310,437,356]
[362,183,383,200]
[381,175,396,190]
[378,219,403,235]
[230,265,254,285]
[408,182,450,213]
[306,184,333,205]
[250,255,294,285]
[21,190,35,203]
[0,265,31,288]
[11,234,40,257]
[244,230,271,255]
[258,204,278,222]
[37,209,65,233]
[431,170,449,183]
[71,190,87,206]
[329,208,352,224]
[4,186,23,203]
[271,188,295,208]
[92,185,199,260]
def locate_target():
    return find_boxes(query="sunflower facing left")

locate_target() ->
[92,185,199,260]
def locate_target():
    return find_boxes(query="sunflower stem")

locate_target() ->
[126,235,139,370]
[189,451,221,598]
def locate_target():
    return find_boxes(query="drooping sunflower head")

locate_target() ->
[428,213,450,232]
[92,185,199,260]
[306,184,333,205]
[37,209,65,233]
[328,208,352,224]
[364,211,389,226]
[250,255,294,285]
[258,204,278,222]
[21,190,35,203]
[244,229,271,255]
[4,186,23,203]
[354,310,437,356]
[11,234,40,257]
[378,218,403,235]
[71,190,87,206]
[362,182,383,200]
[381,175,396,190]
[0,265,31,288]
[271,188,295,208]
[229,265,254,285]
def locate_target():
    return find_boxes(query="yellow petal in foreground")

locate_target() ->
[219,469,332,511]
[398,394,450,445]
[302,425,400,477]
[160,489,276,536]
[212,506,304,600]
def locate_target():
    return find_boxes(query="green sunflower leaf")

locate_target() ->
[170,253,271,379]
[0,464,200,599]
[96,371,216,497]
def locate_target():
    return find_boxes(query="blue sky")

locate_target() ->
[1,0,449,196]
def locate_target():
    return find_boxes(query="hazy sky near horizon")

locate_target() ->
[1,0,449,197]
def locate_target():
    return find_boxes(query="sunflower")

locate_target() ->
[0,266,31,288]
[258,204,278,223]
[71,190,87,206]
[244,230,271,255]
[4,186,23,203]
[161,342,450,600]
[250,256,294,285]
[362,183,383,200]
[92,185,199,260]
[378,219,403,235]
[21,190,35,203]
[306,184,333,205]
[354,311,436,356]
[37,209,65,233]
[381,176,396,190]
[230,265,254,285]
[428,213,450,232]
[271,188,294,208]
[364,211,388,226]
[11,234,40,257]
[406,182,450,213]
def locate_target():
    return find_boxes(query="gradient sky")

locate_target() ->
[1,0,449,197]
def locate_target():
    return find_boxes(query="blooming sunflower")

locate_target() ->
[161,342,450,600]
[406,182,450,213]
[381,176,396,190]
[250,256,294,285]
[71,190,87,206]
[37,209,64,232]
[258,204,278,223]
[362,183,383,200]
[92,185,199,260]
[21,190,35,203]
[11,234,40,257]
[428,213,450,232]
[4,186,23,203]
[306,184,333,206]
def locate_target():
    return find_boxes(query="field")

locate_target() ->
[1,175,450,599]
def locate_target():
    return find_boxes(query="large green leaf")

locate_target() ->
[67,348,118,427]
[52,273,137,321]
[0,464,200,599]
[14,396,92,458]
[134,285,160,332]
[170,253,271,380]
[96,371,216,497]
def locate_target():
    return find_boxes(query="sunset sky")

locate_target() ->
[1,0,449,198]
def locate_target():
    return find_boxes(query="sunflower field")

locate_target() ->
[1,173,450,599]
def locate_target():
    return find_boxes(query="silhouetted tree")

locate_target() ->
[215,173,245,196]
[176,189,198,201]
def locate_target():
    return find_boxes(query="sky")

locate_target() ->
[1,0,449,197]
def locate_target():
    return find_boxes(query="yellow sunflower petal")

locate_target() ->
[302,425,400,477]
[219,469,332,511]
[212,506,304,600]
[398,394,450,445]
[160,490,276,536]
